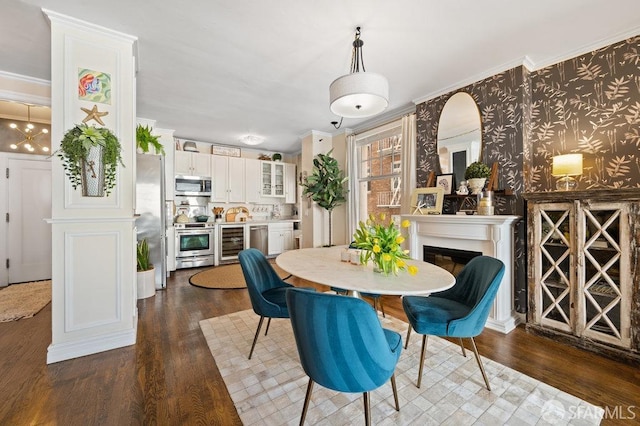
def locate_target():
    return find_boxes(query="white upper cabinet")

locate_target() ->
[284,163,296,204]
[244,158,262,203]
[261,161,285,198]
[211,155,245,203]
[175,151,211,177]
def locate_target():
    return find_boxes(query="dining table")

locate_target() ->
[276,246,456,297]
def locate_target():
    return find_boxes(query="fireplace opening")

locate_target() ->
[423,245,482,276]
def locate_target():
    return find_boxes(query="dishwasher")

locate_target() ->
[249,225,268,256]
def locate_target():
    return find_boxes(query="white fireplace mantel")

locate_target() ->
[401,214,521,334]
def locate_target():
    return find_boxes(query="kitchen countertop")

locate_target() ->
[170,218,300,227]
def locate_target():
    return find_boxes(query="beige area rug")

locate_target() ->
[200,309,604,425]
[189,261,290,289]
[0,280,51,322]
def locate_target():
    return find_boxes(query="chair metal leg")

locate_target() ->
[373,298,379,314]
[390,373,400,411]
[379,297,386,318]
[469,337,491,391]
[264,317,272,336]
[299,378,314,426]
[248,316,265,359]
[459,338,467,357]
[405,326,411,349]
[363,391,371,426]
[417,334,428,388]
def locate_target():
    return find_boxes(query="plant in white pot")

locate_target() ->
[464,161,491,195]
[136,239,156,299]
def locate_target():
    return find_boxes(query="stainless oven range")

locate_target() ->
[175,222,216,269]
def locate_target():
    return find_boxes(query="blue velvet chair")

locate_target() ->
[286,288,402,425]
[402,256,505,390]
[238,248,295,359]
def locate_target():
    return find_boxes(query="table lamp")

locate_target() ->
[552,153,583,191]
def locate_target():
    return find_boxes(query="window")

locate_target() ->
[356,121,403,219]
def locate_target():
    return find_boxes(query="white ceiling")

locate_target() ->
[1,0,639,153]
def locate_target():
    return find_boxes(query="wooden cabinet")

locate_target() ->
[268,222,293,255]
[261,161,285,198]
[211,155,244,202]
[244,158,262,203]
[175,151,211,177]
[284,163,296,204]
[524,190,640,361]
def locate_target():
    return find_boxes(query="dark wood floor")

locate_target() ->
[1,267,639,425]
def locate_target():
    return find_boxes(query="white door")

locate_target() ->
[7,158,52,283]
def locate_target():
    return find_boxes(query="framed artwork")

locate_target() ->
[410,187,445,215]
[211,144,241,157]
[78,68,111,104]
[436,173,454,195]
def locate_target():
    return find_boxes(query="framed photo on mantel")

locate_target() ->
[410,187,444,215]
[436,173,454,195]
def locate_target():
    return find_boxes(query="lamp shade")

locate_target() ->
[552,154,583,176]
[329,72,389,118]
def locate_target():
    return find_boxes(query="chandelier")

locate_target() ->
[9,104,49,153]
[329,27,389,119]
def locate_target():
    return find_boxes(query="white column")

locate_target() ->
[45,10,138,363]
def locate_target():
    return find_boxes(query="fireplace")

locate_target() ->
[423,245,482,276]
[402,213,522,333]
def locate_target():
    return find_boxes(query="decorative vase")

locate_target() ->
[467,178,486,195]
[137,267,156,299]
[81,144,105,197]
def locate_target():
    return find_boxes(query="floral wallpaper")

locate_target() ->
[527,35,640,191]
[414,34,640,314]
[416,68,527,312]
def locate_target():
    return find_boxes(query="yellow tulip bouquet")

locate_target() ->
[353,213,418,276]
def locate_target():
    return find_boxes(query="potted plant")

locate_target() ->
[464,161,491,194]
[271,152,282,162]
[136,124,165,155]
[57,123,123,197]
[301,149,348,246]
[136,239,156,299]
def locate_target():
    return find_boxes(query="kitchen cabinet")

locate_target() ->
[244,158,262,203]
[211,155,245,202]
[524,190,640,361]
[175,151,211,177]
[261,161,285,198]
[284,163,297,204]
[268,222,293,255]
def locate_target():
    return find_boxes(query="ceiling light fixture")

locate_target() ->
[240,135,264,146]
[9,104,49,153]
[329,26,389,120]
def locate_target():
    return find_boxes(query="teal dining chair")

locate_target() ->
[402,255,505,390]
[238,248,295,359]
[286,288,402,425]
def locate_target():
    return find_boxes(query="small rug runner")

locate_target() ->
[200,309,603,425]
[0,280,51,322]
[189,262,290,289]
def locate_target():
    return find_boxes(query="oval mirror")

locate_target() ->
[437,92,482,187]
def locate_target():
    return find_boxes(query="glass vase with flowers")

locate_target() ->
[353,213,418,276]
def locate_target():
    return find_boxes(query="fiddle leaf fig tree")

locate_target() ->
[301,149,348,246]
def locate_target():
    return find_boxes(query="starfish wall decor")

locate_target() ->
[81,104,108,125]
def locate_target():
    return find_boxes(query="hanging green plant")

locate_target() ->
[136,124,165,155]
[57,124,124,196]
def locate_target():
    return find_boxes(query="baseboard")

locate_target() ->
[485,314,522,334]
[46,328,136,364]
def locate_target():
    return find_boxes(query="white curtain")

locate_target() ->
[400,113,417,214]
[346,133,359,240]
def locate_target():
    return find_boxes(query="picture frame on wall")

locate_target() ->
[436,173,455,195]
[410,187,445,215]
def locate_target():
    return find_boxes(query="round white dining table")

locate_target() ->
[276,246,455,296]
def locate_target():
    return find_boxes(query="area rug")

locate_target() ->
[0,280,51,322]
[189,262,290,289]
[200,309,603,425]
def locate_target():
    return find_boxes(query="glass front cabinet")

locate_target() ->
[261,161,285,197]
[524,190,640,361]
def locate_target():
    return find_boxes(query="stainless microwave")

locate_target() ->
[175,176,212,196]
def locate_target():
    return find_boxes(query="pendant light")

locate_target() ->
[329,27,389,119]
[9,104,49,152]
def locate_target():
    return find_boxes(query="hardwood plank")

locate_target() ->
[0,268,638,425]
